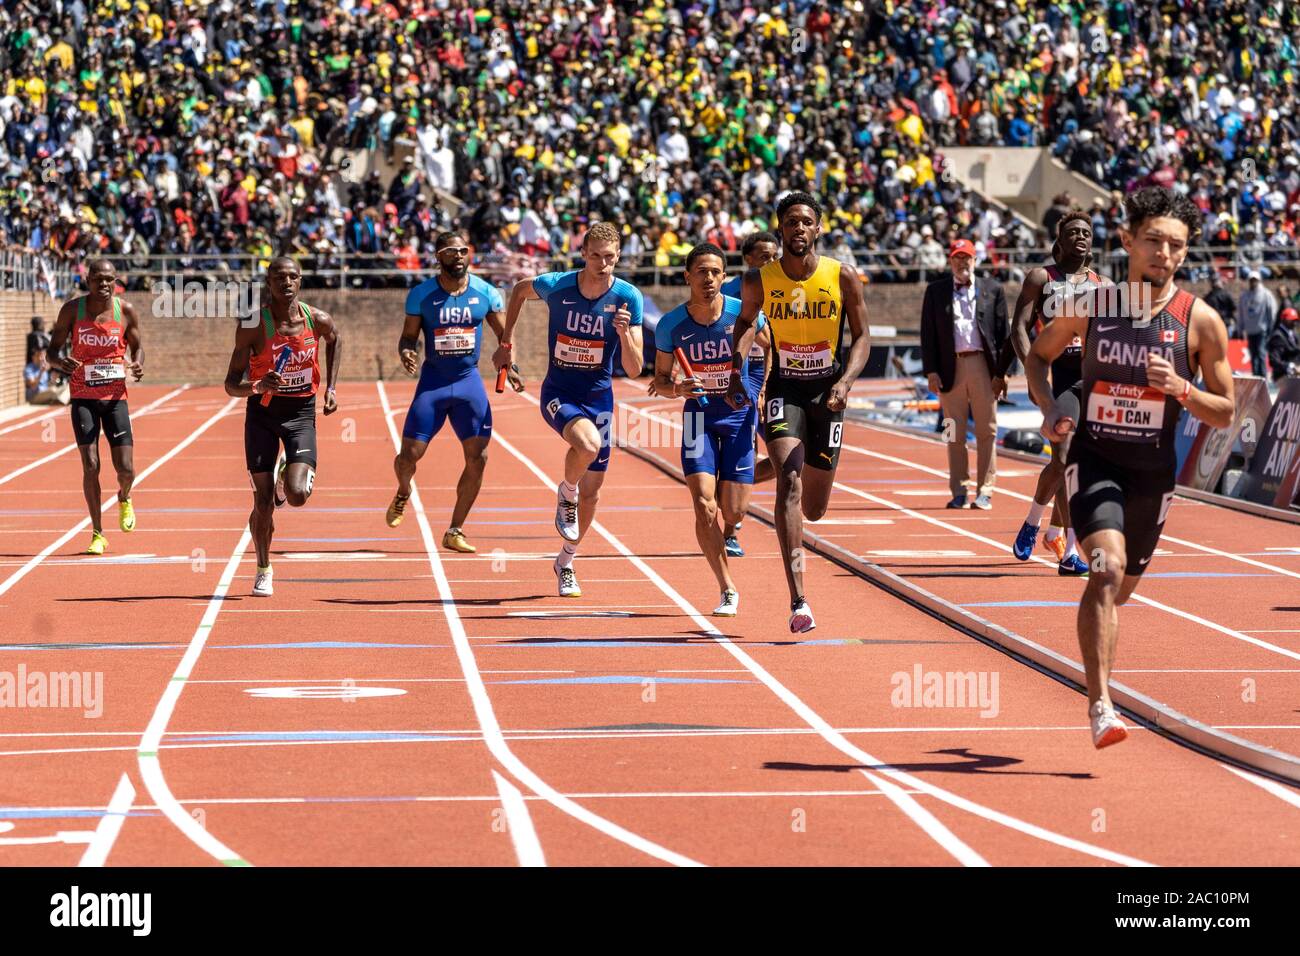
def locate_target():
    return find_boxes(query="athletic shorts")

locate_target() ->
[761,378,844,472]
[540,379,612,473]
[402,366,493,444]
[71,399,132,448]
[245,395,317,472]
[1051,358,1082,399]
[682,405,758,483]
[1065,438,1176,578]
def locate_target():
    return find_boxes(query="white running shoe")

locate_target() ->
[713,589,740,617]
[1089,700,1128,749]
[554,562,581,598]
[554,483,580,542]
[252,568,274,597]
[789,599,816,633]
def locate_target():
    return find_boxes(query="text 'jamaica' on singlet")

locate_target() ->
[1078,287,1195,469]
[759,256,844,386]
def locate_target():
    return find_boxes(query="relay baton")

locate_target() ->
[495,365,508,393]
[673,347,708,407]
[262,347,291,407]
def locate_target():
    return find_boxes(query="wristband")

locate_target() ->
[1178,379,1192,403]
[499,342,513,351]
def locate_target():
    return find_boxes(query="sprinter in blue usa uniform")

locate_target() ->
[655,242,766,617]
[496,222,644,598]
[388,231,522,552]
[718,230,778,557]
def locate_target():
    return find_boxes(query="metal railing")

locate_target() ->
[7,246,1299,293]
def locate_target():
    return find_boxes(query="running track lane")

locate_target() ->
[612,378,1300,763]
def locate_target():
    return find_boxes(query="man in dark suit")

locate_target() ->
[920,239,1010,509]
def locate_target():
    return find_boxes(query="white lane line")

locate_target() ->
[77,773,135,867]
[850,421,1300,583]
[0,405,62,437]
[0,396,237,599]
[137,529,254,867]
[606,393,1154,866]
[828,465,1300,665]
[1222,765,1300,810]
[0,384,189,486]
[860,769,988,866]
[492,770,547,866]
[378,381,700,867]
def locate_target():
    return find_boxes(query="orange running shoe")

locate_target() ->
[1042,529,1067,563]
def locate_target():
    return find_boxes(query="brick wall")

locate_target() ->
[0,290,53,411]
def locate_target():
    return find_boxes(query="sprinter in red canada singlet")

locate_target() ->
[46,258,145,555]
[224,257,341,597]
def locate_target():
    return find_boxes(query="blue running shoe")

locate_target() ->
[1058,552,1089,576]
[725,535,744,558]
[1012,521,1038,561]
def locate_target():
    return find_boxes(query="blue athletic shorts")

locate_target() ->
[682,405,758,483]
[540,379,612,473]
[402,366,493,444]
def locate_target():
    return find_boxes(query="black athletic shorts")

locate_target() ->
[1050,359,1082,399]
[71,399,133,448]
[245,395,317,473]
[1064,436,1176,578]
[761,377,844,472]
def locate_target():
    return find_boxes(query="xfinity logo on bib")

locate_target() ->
[50,886,151,936]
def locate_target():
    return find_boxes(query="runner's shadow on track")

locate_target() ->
[319,596,550,607]
[764,748,1093,780]
[56,595,249,603]
[901,572,1042,580]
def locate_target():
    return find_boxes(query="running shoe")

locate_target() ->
[972,494,992,510]
[713,589,740,617]
[252,567,274,597]
[554,483,580,542]
[1058,552,1089,576]
[789,598,816,634]
[1042,530,1067,563]
[1089,700,1128,749]
[724,535,744,558]
[945,494,967,509]
[554,562,581,598]
[85,531,107,556]
[274,453,288,509]
[118,499,135,533]
[1012,521,1038,561]
[442,528,476,553]
[385,493,408,528]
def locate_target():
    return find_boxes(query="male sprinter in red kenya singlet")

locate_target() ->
[224,257,341,597]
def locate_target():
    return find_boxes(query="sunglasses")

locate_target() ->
[438,247,471,255]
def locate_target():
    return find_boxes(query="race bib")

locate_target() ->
[693,360,732,392]
[554,334,604,367]
[1086,381,1165,438]
[85,362,126,383]
[434,326,475,354]
[778,340,832,377]
[748,341,766,362]
[279,367,313,391]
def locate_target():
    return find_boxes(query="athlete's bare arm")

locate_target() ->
[1008,266,1051,369]
[484,308,526,391]
[653,343,702,399]
[399,311,422,376]
[828,263,871,411]
[1027,308,1088,415]
[223,322,274,399]
[1147,299,1234,429]
[725,268,763,409]
[311,308,341,415]
[46,300,79,374]
[494,278,540,371]
[121,299,145,381]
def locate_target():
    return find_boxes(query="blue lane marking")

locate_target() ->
[489,675,751,685]
[215,642,443,650]
[1143,572,1273,578]
[0,808,158,819]
[175,731,459,743]
[962,601,1079,607]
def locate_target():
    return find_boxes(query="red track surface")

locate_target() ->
[2,380,1299,867]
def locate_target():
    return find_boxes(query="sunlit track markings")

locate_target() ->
[847,421,1300,583]
[597,387,1154,866]
[0,398,238,598]
[0,406,63,437]
[377,381,700,868]
[0,385,189,486]
[78,774,134,867]
[1221,765,1300,810]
